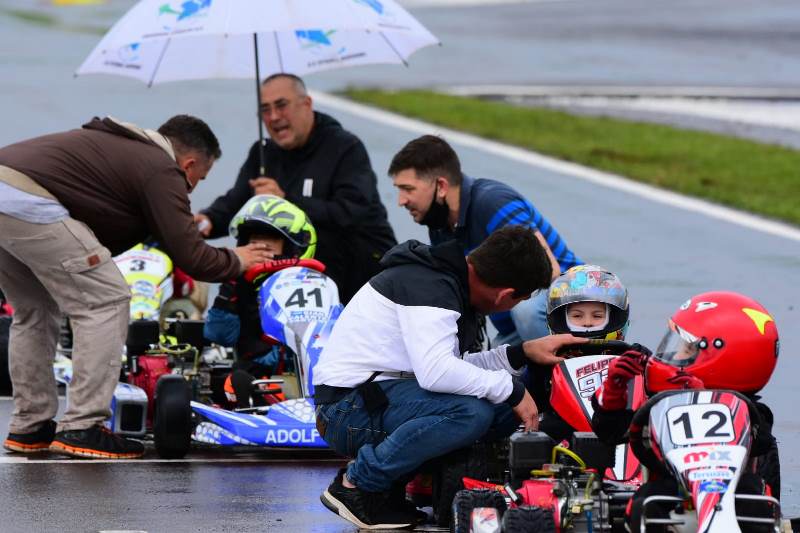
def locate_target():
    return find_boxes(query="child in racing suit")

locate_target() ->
[203,194,317,408]
[591,291,780,533]
[532,264,631,441]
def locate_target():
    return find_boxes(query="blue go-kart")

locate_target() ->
[152,259,342,458]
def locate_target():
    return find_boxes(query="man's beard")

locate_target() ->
[420,184,450,230]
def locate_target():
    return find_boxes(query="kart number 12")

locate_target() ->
[666,403,734,446]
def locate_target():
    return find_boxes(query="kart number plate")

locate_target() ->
[666,403,734,446]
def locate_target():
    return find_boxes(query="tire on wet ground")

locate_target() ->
[502,505,556,533]
[153,374,192,459]
[451,488,507,533]
[432,443,495,527]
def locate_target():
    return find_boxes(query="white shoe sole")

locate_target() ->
[321,489,413,530]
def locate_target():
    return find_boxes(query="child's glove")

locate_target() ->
[596,348,646,410]
[212,280,238,314]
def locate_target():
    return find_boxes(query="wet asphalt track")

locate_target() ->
[1,0,799,531]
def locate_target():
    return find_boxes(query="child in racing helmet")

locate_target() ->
[532,264,630,440]
[590,291,780,533]
[203,194,317,408]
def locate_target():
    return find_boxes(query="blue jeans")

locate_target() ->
[493,288,550,346]
[316,379,518,492]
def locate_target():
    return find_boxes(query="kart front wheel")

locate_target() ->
[502,506,556,533]
[451,489,507,533]
[153,375,192,459]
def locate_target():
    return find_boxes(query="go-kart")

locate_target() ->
[52,241,216,441]
[439,340,647,532]
[113,242,207,329]
[633,389,781,533]
[151,258,343,458]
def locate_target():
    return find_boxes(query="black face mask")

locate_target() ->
[420,182,450,230]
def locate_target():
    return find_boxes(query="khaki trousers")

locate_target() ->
[0,213,129,433]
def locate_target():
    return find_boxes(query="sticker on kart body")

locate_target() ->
[699,479,729,493]
[688,468,735,481]
[666,403,734,446]
[264,428,321,444]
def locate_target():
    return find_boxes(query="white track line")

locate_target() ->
[311,91,800,243]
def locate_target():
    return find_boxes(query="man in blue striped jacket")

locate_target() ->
[389,135,583,345]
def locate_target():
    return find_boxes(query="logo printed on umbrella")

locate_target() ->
[353,0,402,28]
[159,0,212,31]
[354,0,384,14]
[295,30,345,55]
[295,29,368,68]
[118,43,141,64]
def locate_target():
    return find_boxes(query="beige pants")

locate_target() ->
[0,213,129,433]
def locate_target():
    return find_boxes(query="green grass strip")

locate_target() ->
[345,89,800,226]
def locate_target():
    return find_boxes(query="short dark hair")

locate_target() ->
[262,73,308,96]
[468,225,552,296]
[157,115,221,160]
[388,135,462,185]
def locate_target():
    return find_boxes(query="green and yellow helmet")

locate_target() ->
[229,194,317,259]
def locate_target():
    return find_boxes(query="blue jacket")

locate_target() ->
[430,175,582,336]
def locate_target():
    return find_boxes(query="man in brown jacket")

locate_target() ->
[0,115,272,459]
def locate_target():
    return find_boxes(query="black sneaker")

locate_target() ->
[49,425,144,459]
[320,468,417,530]
[3,420,57,453]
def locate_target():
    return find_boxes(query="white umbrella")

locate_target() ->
[75,0,439,171]
[76,0,439,85]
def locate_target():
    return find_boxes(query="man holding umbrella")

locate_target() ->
[194,74,397,303]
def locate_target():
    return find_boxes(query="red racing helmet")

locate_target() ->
[645,291,779,394]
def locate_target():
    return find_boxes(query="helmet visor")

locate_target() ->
[654,320,701,367]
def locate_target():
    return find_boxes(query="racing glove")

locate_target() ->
[595,347,647,411]
[212,280,238,314]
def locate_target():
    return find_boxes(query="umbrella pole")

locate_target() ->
[253,33,266,176]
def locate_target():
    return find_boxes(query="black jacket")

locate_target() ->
[201,112,396,301]
[374,240,482,355]
[314,239,526,407]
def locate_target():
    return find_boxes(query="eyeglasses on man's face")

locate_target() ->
[259,98,293,117]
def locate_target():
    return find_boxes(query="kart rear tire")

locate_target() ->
[432,443,493,527]
[450,489,507,533]
[153,375,192,459]
[0,316,11,395]
[502,505,556,533]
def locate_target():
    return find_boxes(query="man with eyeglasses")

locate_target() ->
[195,73,396,303]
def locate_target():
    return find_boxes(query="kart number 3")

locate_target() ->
[667,403,734,446]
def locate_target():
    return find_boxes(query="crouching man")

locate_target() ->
[313,225,586,529]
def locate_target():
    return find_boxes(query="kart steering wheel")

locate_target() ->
[244,258,326,284]
[556,339,634,357]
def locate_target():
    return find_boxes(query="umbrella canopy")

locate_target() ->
[76,0,439,85]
